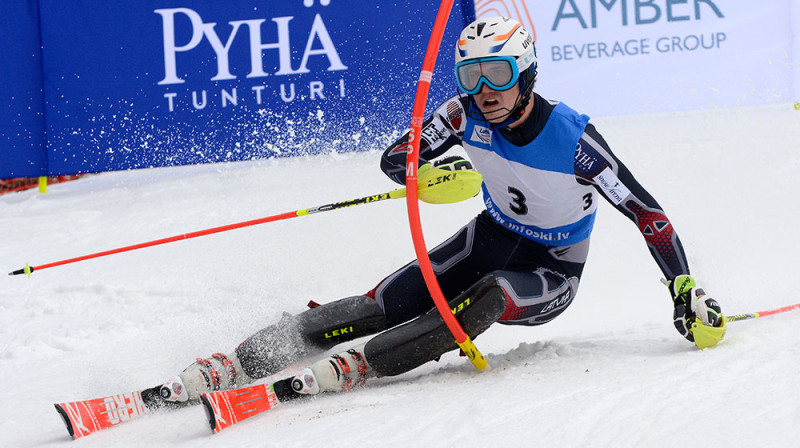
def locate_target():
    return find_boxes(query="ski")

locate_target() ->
[200,372,313,433]
[54,390,153,440]
[53,372,310,439]
[53,382,185,440]
[200,383,281,433]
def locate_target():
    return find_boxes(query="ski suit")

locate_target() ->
[373,93,690,328]
[234,92,693,382]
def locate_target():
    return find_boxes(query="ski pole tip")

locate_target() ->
[9,264,34,277]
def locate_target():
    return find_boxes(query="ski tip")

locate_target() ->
[54,403,76,440]
[199,394,218,433]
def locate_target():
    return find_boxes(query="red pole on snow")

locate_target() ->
[404,1,488,370]
[9,188,407,276]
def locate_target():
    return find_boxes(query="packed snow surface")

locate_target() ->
[2,104,799,447]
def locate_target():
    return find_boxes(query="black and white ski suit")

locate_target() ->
[370,93,690,328]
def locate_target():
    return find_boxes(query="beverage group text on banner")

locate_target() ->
[475,0,797,117]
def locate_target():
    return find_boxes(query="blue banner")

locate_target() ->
[1,1,474,177]
[0,1,47,178]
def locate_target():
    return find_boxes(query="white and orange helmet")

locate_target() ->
[455,17,537,99]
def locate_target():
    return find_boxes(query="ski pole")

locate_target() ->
[725,303,800,322]
[9,188,407,277]
[692,301,800,349]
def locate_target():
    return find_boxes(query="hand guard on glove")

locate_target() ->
[417,156,482,204]
[431,156,474,172]
[667,274,727,349]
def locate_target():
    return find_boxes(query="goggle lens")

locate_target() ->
[457,59,517,94]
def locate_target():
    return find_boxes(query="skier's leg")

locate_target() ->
[365,273,505,377]
[235,295,387,378]
[289,234,589,397]
[494,236,589,326]
[153,213,516,406]
[155,295,387,404]
[372,212,521,327]
[290,274,505,395]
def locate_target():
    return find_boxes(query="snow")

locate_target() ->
[2,104,800,447]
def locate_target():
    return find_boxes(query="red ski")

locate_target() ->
[200,372,312,433]
[53,374,308,439]
[53,382,188,440]
[54,391,151,440]
[200,384,281,433]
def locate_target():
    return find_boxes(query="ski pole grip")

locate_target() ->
[458,336,488,370]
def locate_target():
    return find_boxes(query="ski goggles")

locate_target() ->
[456,56,520,95]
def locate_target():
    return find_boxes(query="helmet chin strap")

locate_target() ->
[479,104,513,125]
[467,71,535,129]
[509,96,530,121]
[484,91,530,129]
[509,69,536,122]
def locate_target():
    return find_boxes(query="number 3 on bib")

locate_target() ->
[508,186,528,215]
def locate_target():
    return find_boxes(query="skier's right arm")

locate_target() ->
[380,95,469,184]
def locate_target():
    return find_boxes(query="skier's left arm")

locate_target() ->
[575,124,688,280]
[575,124,725,346]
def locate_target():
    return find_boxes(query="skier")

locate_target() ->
[146,17,727,407]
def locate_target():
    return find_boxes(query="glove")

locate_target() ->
[667,274,726,349]
[417,156,483,204]
[431,156,474,172]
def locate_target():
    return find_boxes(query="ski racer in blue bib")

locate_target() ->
[141,18,727,409]
[377,17,725,338]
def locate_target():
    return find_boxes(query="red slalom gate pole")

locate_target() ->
[9,188,407,277]
[404,2,488,370]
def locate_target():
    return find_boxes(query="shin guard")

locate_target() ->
[364,274,505,377]
[236,295,387,379]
